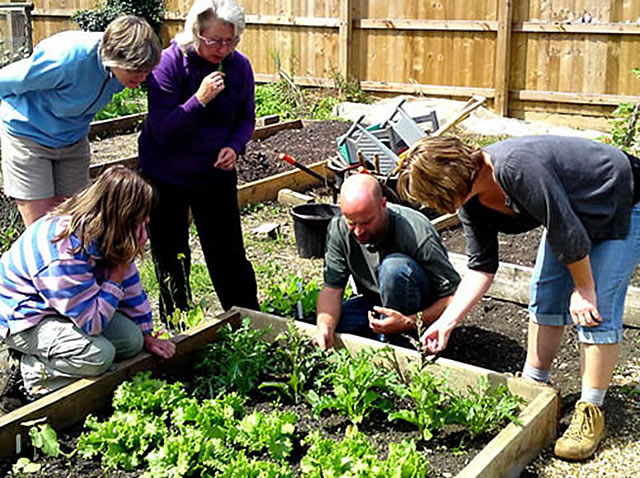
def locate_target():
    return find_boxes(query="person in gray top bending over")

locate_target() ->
[397,135,640,461]
[314,173,460,350]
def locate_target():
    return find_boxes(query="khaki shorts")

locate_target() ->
[1,126,90,200]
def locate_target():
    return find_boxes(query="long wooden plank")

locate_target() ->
[0,311,242,458]
[237,160,334,207]
[358,19,499,32]
[338,0,352,80]
[448,252,640,327]
[88,113,147,140]
[512,89,640,106]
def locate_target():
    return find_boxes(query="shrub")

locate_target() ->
[73,0,164,34]
[603,68,640,155]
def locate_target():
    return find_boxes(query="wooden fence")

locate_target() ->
[2,0,640,129]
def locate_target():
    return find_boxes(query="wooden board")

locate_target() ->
[0,311,242,458]
[432,214,640,327]
[447,252,640,327]
[237,160,335,207]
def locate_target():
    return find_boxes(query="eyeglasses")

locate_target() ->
[197,34,239,48]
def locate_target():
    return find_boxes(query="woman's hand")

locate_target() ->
[143,334,176,359]
[106,262,130,284]
[421,317,457,354]
[214,147,237,170]
[566,256,601,327]
[570,287,602,326]
[195,71,226,105]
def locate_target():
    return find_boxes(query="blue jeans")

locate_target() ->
[336,253,436,346]
[529,204,640,344]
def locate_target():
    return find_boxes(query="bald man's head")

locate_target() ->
[339,174,387,244]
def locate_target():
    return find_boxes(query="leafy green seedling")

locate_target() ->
[20,417,65,460]
[388,364,451,441]
[259,319,331,403]
[193,317,275,398]
[306,348,400,425]
[447,377,526,441]
[12,457,42,474]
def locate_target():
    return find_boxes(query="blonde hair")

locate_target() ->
[100,15,162,72]
[397,136,483,214]
[52,166,154,266]
[175,0,245,53]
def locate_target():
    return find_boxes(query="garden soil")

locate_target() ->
[1,119,639,477]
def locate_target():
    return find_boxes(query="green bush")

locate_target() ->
[603,68,640,155]
[94,87,148,120]
[73,0,164,34]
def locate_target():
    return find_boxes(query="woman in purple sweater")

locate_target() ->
[138,0,259,320]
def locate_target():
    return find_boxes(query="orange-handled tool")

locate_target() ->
[279,153,338,191]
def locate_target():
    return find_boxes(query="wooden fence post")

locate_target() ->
[494,0,513,116]
[338,0,353,81]
[2,2,33,57]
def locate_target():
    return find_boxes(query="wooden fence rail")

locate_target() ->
[1,1,640,129]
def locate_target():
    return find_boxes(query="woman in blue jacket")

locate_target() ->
[0,15,161,226]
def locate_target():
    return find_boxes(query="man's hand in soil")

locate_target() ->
[420,318,456,354]
[214,146,237,170]
[144,334,176,360]
[313,324,334,350]
[369,306,414,335]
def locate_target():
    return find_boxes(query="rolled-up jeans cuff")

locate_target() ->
[577,328,623,344]
[528,311,572,326]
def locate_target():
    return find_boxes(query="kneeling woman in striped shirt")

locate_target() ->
[0,166,175,399]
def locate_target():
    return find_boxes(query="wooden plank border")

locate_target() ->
[237,307,559,478]
[447,251,640,328]
[434,215,640,327]
[0,311,243,458]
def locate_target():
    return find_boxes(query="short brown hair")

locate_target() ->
[396,136,483,214]
[100,15,161,72]
[52,166,154,266]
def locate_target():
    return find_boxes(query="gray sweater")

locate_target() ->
[460,135,634,273]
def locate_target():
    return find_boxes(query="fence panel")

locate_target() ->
[1,0,638,130]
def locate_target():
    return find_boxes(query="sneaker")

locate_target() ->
[554,400,605,461]
[0,347,22,398]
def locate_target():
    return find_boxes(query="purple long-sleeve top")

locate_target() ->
[138,41,256,186]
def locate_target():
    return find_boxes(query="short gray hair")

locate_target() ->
[100,15,161,72]
[175,0,246,54]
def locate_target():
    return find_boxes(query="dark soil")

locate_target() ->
[238,120,350,184]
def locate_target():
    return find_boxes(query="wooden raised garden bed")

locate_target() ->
[0,307,558,477]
